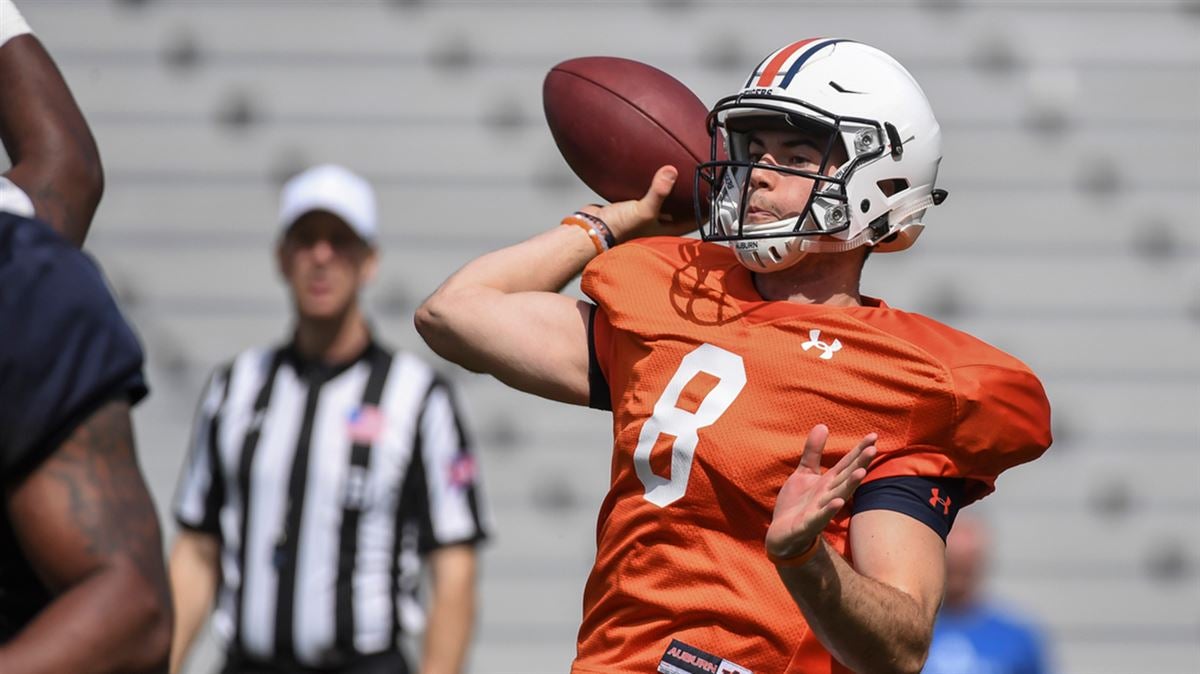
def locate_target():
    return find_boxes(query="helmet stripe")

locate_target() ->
[778,38,854,88]
[753,38,822,88]
[744,53,774,88]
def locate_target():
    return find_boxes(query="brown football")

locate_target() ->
[543,56,716,222]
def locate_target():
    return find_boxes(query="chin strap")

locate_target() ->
[792,232,870,254]
[888,193,934,229]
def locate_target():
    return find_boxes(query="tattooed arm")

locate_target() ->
[0,33,103,247]
[0,400,172,674]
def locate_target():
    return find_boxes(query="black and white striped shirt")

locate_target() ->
[174,339,488,668]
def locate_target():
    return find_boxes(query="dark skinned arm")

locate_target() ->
[0,33,103,247]
[0,400,172,674]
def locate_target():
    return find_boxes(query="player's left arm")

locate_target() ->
[0,3,104,247]
[420,544,478,674]
[766,426,944,674]
[779,511,946,674]
[0,400,172,674]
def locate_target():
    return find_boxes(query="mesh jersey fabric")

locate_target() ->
[573,236,1051,674]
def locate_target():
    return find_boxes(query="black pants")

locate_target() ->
[220,650,410,674]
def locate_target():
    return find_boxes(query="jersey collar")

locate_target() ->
[281,331,383,384]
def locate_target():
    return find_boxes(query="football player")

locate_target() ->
[416,39,1051,674]
[0,2,172,672]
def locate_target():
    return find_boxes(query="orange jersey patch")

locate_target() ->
[572,237,1051,674]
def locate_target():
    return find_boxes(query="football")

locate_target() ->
[542,56,716,222]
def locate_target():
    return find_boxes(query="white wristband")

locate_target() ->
[0,0,33,50]
[0,176,36,218]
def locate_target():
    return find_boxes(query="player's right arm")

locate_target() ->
[0,400,172,674]
[167,530,219,674]
[0,2,104,247]
[415,166,681,405]
[415,225,597,405]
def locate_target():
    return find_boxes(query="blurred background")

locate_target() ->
[10,0,1199,672]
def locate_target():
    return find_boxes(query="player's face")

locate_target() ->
[743,128,846,226]
[277,211,377,321]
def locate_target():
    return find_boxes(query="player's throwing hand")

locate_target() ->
[581,165,698,242]
[765,425,878,561]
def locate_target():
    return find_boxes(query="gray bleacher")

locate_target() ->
[13,1,1199,672]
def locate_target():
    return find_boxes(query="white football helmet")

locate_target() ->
[696,38,947,272]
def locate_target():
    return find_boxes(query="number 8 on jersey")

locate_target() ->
[633,343,747,507]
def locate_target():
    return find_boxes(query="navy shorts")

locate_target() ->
[0,211,147,481]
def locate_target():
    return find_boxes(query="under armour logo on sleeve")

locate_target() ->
[929,487,952,515]
[801,329,843,360]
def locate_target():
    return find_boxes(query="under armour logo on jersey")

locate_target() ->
[929,487,952,515]
[801,329,842,360]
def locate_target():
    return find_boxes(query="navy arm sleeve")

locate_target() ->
[587,304,612,412]
[852,476,967,541]
[0,213,147,481]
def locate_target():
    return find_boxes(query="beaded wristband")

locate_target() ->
[571,211,617,250]
[561,215,608,255]
[766,537,822,568]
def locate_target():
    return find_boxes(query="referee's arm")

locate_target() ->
[168,367,228,674]
[415,380,488,674]
[422,544,477,674]
[168,531,218,674]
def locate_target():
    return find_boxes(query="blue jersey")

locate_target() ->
[0,210,148,640]
[923,603,1050,674]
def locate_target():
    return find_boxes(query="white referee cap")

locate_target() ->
[278,164,377,246]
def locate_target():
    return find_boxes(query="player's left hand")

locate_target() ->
[765,425,878,560]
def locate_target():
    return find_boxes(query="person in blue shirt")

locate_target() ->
[923,512,1051,674]
[0,2,171,671]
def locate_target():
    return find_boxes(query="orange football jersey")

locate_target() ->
[572,237,1051,674]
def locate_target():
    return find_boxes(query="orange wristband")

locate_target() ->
[572,210,617,248]
[766,537,822,568]
[561,215,607,255]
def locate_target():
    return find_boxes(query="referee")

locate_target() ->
[169,165,489,674]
